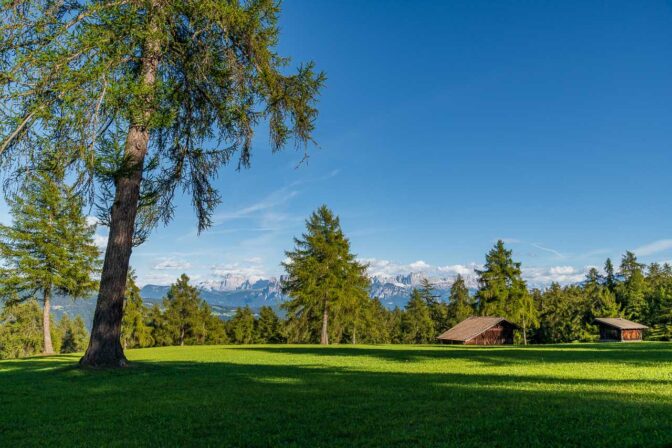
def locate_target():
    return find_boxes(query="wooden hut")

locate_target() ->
[595,317,648,342]
[437,316,518,345]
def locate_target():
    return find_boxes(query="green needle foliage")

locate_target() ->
[120,270,154,349]
[229,306,256,344]
[282,206,370,345]
[401,289,435,343]
[256,306,283,343]
[0,0,323,366]
[57,314,89,354]
[0,166,100,354]
[446,274,474,327]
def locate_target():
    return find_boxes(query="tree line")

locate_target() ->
[1,183,672,359]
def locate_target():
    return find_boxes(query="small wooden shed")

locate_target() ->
[437,316,518,345]
[595,317,648,342]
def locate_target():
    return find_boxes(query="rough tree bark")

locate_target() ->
[80,14,161,368]
[320,302,329,345]
[42,287,54,355]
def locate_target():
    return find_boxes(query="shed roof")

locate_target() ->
[437,316,518,342]
[595,317,648,330]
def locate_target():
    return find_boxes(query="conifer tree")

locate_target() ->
[447,274,474,327]
[604,258,617,292]
[162,274,205,346]
[401,289,435,343]
[584,268,620,319]
[616,251,648,320]
[0,300,45,359]
[256,306,282,343]
[282,206,369,345]
[418,278,449,335]
[229,306,257,344]
[57,315,90,354]
[0,167,100,354]
[476,241,527,316]
[121,271,154,349]
[0,1,324,367]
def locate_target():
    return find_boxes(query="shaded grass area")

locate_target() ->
[1,343,672,447]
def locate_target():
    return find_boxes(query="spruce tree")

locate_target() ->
[121,271,154,349]
[401,289,435,343]
[616,252,648,320]
[584,267,620,319]
[256,306,282,343]
[162,274,205,346]
[229,306,257,344]
[58,315,90,354]
[0,1,324,367]
[447,274,474,327]
[604,258,617,292]
[281,206,370,345]
[0,168,100,354]
[418,278,449,336]
[475,241,537,343]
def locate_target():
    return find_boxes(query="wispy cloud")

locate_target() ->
[531,243,565,258]
[213,190,299,224]
[634,239,672,257]
[152,257,192,271]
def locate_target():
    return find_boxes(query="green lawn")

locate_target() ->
[1,344,672,447]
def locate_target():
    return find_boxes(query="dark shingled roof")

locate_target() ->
[437,316,518,342]
[595,317,648,330]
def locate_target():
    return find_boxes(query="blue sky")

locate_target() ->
[5,0,672,286]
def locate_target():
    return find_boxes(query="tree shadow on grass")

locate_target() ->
[236,342,672,367]
[1,353,672,447]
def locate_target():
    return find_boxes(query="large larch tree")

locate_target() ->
[0,0,323,366]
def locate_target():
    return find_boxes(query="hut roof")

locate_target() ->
[594,317,648,330]
[437,316,518,342]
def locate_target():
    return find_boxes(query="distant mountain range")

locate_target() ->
[140,271,478,310]
[46,271,477,330]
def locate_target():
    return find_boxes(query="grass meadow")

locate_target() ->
[1,343,672,447]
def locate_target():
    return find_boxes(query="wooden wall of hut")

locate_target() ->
[464,324,515,345]
[621,329,643,341]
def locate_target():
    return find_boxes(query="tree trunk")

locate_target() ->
[180,327,185,346]
[320,303,329,345]
[42,288,54,355]
[522,318,527,345]
[80,16,161,368]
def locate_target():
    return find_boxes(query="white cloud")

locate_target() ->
[523,265,588,286]
[437,264,479,276]
[634,239,672,257]
[211,262,266,278]
[139,273,182,286]
[93,234,108,249]
[153,258,192,271]
[548,266,575,275]
[409,260,430,270]
[360,258,480,280]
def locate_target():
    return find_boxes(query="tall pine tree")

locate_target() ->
[475,240,536,342]
[282,206,370,345]
[616,251,648,320]
[447,274,474,327]
[121,271,154,349]
[162,274,207,346]
[0,167,100,354]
